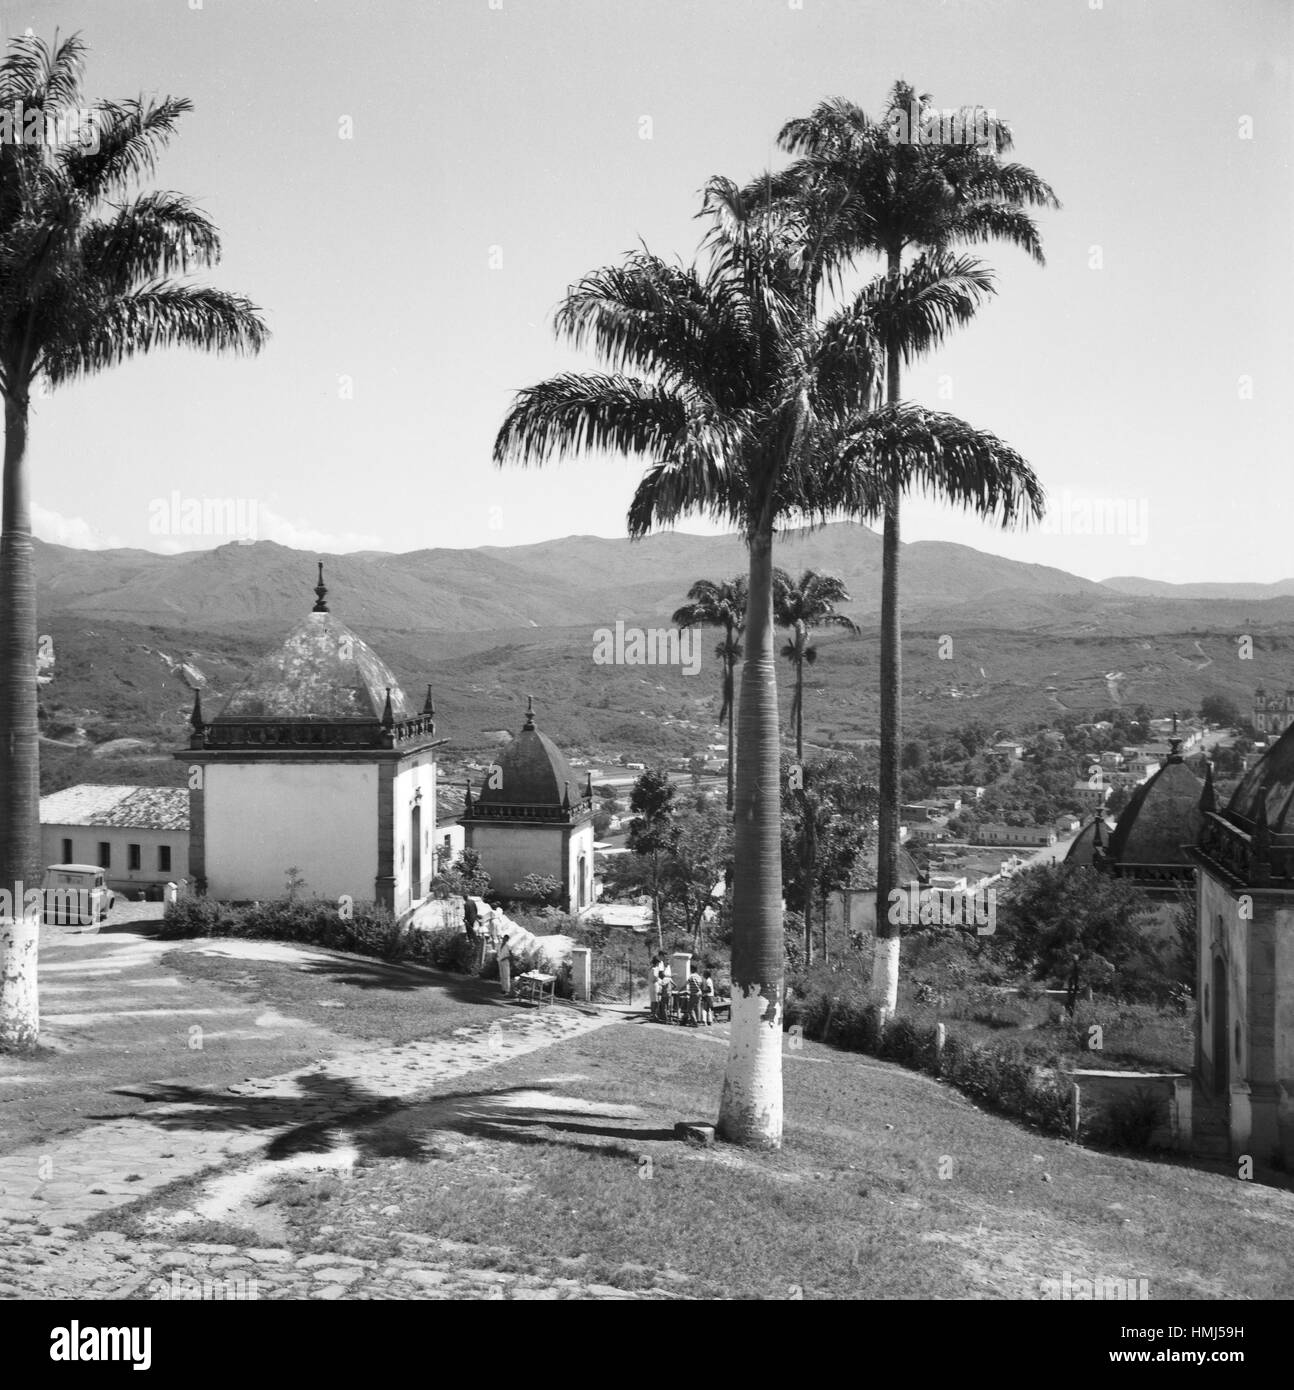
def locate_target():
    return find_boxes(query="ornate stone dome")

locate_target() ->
[188,564,438,753]
[465,698,591,822]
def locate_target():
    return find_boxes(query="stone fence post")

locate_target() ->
[571,946,592,1003]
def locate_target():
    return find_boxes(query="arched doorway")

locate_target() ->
[1212,954,1229,1097]
[410,805,422,901]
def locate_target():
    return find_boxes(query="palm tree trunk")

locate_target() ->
[872,243,904,1022]
[802,798,814,969]
[795,649,804,762]
[717,521,783,1149]
[725,637,735,813]
[0,392,41,1050]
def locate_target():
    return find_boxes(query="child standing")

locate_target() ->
[686,960,704,1027]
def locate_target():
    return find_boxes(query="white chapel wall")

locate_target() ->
[204,762,378,903]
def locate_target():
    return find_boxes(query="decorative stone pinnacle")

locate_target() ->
[523,694,536,731]
[423,684,436,717]
[381,686,394,729]
[312,561,329,613]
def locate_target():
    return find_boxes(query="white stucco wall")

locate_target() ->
[204,761,378,903]
[1197,872,1246,1085]
[392,757,437,916]
[467,822,566,899]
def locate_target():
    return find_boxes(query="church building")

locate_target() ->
[1190,722,1294,1168]
[180,565,444,917]
[461,698,595,912]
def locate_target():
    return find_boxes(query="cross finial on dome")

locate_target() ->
[312,561,329,613]
[523,694,536,731]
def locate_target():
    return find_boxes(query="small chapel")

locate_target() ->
[180,565,444,916]
[460,697,595,912]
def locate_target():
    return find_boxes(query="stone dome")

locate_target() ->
[1065,815,1113,867]
[218,609,413,722]
[1106,749,1204,867]
[475,699,585,811]
[1224,721,1294,833]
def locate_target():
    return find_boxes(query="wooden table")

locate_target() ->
[517,971,555,1006]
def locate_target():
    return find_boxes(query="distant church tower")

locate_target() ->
[461,697,595,911]
[1253,687,1294,737]
[180,565,444,916]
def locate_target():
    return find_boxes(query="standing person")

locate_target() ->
[463,893,479,942]
[686,959,703,1028]
[701,969,715,1027]
[658,969,673,1025]
[497,934,513,997]
[648,955,661,1019]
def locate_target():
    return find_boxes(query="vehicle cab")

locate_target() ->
[42,864,115,927]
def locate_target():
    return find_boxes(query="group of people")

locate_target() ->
[649,956,715,1027]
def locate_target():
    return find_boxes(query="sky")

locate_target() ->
[3,0,1291,583]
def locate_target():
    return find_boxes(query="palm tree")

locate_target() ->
[0,34,268,1049]
[494,174,890,1148]
[771,83,1058,1016]
[773,567,859,762]
[672,575,746,811]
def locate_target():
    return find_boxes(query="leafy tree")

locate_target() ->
[773,568,859,760]
[1200,694,1241,729]
[513,872,562,906]
[433,849,491,899]
[627,766,677,948]
[673,576,746,810]
[0,35,268,1048]
[993,863,1153,1013]
[658,801,733,951]
[592,808,614,838]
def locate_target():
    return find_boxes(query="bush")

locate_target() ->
[405,924,480,974]
[161,895,410,965]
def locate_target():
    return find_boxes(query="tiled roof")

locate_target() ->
[40,784,190,831]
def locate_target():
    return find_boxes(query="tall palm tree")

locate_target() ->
[772,83,1058,1016]
[773,567,859,762]
[672,575,746,811]
[0,34,268,1049]
[495,174,894,1148]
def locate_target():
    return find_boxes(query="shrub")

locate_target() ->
[405,924,481,974]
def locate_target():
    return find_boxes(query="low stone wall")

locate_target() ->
[1063,1070,1191,1151]
[400,897,465,934]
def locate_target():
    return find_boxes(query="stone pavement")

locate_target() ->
[0,1224,685,1300]
[0,927,650,1299]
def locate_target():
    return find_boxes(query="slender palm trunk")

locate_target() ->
[795,644,805,762]
[724,635,735,813]
[801,796,815,969]
[0,393,41,1049]
[873,244,904,1021]
[717,522,783,1149]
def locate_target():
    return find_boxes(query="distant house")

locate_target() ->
[1072,779,1112,810]
[974,823,1057,847]
[991,740,1024,760]
[39,784,190,898]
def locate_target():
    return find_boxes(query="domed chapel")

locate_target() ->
[179,565,445,916]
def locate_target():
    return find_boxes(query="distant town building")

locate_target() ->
[39,784,190,898]
[973,823,1057,848]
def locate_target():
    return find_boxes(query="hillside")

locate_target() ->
[31,529,1294,794]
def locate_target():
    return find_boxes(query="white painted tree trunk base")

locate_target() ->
[717,985,783,1149]
[872,933,900,1020]
[0,912,40,1049]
